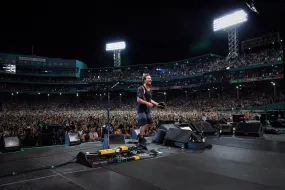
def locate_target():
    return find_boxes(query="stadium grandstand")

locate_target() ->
[1,1,285,188]
[0,34,284,145]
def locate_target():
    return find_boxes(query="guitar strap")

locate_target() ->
[142,85,148,101]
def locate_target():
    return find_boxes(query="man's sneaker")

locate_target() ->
[137,134,141,140]
[138,136,147,144]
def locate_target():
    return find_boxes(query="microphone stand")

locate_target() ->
[106,82,120,149]
[200,122,204,142]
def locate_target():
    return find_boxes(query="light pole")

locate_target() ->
[208,89,210,98]
[119,93,122,108]
[271,82,276,101]
[213,10,248,60]
[105,41,126,68]
[264,99,268,128]
[236,86,240,99]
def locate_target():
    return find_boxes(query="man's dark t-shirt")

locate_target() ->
[137,86,152,113]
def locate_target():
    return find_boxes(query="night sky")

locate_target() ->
[0,0,283,68]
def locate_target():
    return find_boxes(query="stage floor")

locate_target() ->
[1,137,285,190]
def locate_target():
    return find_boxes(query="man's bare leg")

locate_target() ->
[138,124,148,143]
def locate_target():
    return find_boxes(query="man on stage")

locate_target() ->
[136,73,159,144]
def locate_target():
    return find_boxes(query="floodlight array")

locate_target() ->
[106,42,126,51]
[213,10,247,31]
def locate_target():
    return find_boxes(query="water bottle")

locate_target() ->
[181,144,184,149]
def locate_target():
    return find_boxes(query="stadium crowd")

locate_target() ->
[0,56,283,93]
[0,47,283,147]
[81,48,282,83]
[0,81,284,146]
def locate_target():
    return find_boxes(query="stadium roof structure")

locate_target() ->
[154,53,224,65]
[0,52,84,64]
[83,53,224,71]
[241,32,281,51]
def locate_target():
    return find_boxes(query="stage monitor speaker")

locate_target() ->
[152,129,167,144]
[3,136,21,151]
[219,124,233,134]
[191,122,216,135]
[164,128,191,148]
[176,123,194,131]
[163,128,202,145]
[176,123,190,127]
[103,134,126,149]
[235,122,263,137]
[163,128,210,150]
[219,118,227,124]
[158,123,177,131]
[65,132,81,146]
[233,114,245,123]
[158,119,175,126]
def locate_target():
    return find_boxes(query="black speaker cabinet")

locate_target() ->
[158,124,178,131]
[191,122,216,135]
[235,122,263,137]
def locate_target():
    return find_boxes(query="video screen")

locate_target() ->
[0,64,16,74]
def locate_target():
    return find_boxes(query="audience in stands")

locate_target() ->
[0,47,283,147]
[81,48,283,83]
[2,48,281,84]
[0,81,283,145]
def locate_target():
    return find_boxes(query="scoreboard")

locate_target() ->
[1,64,16,74]
[0,53,88,77]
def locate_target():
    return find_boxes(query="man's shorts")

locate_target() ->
[138,112,153,126]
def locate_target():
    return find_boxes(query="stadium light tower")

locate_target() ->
[105,41,126,68]
[213,10,248,60]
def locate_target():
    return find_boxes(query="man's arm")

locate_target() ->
[151,99,159,107]
[137,97,150,105]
